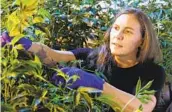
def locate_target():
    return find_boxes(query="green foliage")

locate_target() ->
[0,44,102,111]
[135,78,155,103]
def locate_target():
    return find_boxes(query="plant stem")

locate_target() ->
[121,96,136,112]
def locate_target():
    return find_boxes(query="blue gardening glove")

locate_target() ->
[0,32,11,46]
[51,67,105,90]
[0,31,32,50]
[17,37,32,50]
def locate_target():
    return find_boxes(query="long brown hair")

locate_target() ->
[88,8,162,73]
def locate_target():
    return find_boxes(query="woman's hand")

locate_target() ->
[0,32,11,46]
[51,67,105,90]
[0,31,32,50]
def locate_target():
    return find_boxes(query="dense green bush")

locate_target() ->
[1,0,171,111]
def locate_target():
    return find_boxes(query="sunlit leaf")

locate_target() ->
[38,8,51,19]
[13,48,18,58]
[11,97,28,109]
[34,55,42,69]
[74,91,81,106]
[33,17,44,24]
[67,74,80,83]
[11,34,25,45]
[15,0,38,10]
[77,87,102,93]
[6,11,20,36]
[15,44,25,50]
[81,92,93,110]
[53,104,65,112]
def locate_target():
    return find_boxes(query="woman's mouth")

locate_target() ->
[113,43,123,47]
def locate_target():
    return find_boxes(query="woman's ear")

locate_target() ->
[139,38,144,47]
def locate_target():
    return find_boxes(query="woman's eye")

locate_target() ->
[113,26,119,30]
[125,30,132,34]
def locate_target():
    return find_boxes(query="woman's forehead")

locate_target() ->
[113,14,141,29]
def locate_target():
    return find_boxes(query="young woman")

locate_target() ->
[1,8,165,112]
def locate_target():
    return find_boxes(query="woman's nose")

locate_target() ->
[116,31,124,40]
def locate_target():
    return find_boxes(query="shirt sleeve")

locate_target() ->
[140,63,166,102]
[70,48,93,60]
[150,66,166,93]
[150,65,166,111]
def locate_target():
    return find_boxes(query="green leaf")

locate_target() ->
[11,97,28,109]
[1,103,16,112]
[38,8,51,19]
[67,74,80,84]
[11,35,25,45]
[13,48,18,58]
[135,78,141,95]
[1,58,8,67]
[14,0,38,9]
[34,55,42,69]
[81,92,93,110]
[55,105,65,112]
[82,0,94,5]
[77,87,102,93]
[56,70,68,80]
[74,92,81,106]
[138,104,143,111]
[96,94,122,111]
[140,80,154,92]
[141,90,156,95]
[15,44,25,50]
[32,98,41,111]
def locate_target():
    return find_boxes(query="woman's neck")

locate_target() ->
[114,55,138,68]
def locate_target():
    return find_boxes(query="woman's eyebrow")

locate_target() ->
[125,27,134,31]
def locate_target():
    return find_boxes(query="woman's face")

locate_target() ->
[110,14,143,58]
